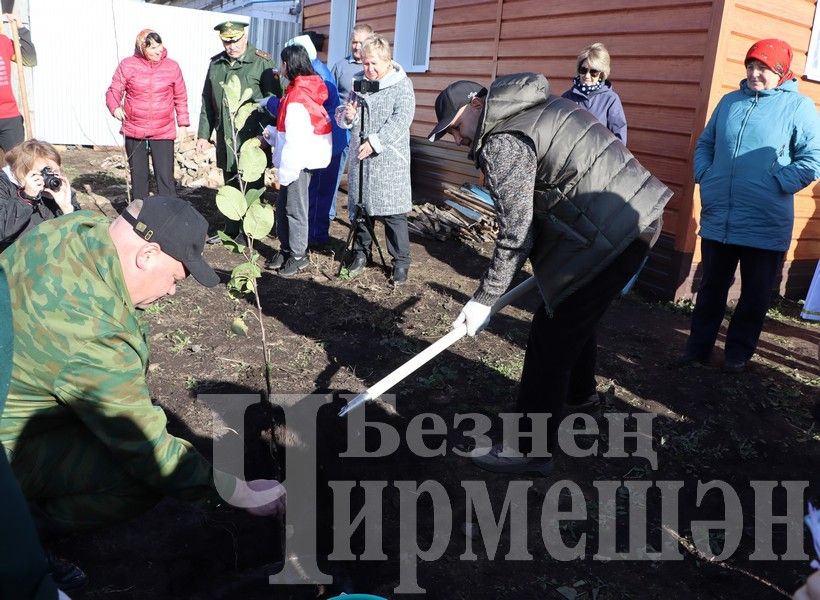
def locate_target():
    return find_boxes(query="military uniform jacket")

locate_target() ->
[0,213,216,500]
[198,44,277,173]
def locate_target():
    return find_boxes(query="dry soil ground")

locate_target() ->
[48,148,820,599]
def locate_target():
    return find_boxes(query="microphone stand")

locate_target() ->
[339,88,387,275]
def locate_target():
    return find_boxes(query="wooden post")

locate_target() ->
[4,14,31,139]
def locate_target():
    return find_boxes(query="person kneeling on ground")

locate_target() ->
[0,196,285,590]
[428,74,671,475]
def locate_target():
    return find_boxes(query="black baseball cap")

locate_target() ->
[427,80,486,142]
[121,196,220,287]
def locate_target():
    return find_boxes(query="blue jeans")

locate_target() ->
[329,145,350,222]
[308,152,343,245]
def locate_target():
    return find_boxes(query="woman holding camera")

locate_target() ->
[105,29,189,202]
[336,34,415,284]
[0,139,78,252]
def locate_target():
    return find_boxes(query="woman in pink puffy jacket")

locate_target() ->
[105,29,189,201]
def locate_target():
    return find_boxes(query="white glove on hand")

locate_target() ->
[453,299,492,337]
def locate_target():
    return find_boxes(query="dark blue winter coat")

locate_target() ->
[561,80,627,144]
[694,78,820,252]
[311,58,347,157]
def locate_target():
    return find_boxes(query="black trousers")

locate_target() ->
[125,137,176,201]
[517,239,649,454]
[0,115,24,152]
[685,238,783,363]
[353,212,410,268]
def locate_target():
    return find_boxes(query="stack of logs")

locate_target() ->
[408,183,498,243]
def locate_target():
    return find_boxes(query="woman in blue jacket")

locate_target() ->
[562,42,627,144]
[678,38,820,372]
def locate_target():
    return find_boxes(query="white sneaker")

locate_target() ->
[470,443,554,476]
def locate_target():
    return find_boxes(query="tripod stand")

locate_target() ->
[339,90,387,275]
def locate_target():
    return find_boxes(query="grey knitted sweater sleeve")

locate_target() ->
[473,133,536,305]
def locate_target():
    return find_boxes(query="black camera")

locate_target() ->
[41,167,62,192]
[353,79,380,94]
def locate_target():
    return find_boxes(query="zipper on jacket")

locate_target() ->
[548,213,590,246]
[724,92,758,243]
[769,144,785,173]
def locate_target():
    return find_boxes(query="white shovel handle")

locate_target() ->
[338,276,537,416]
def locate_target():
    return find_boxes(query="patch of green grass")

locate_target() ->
[185,376,198,390]
[144,298,177,315]
[729,430,758,460]
[420,365,458,388]
[485,357,524,380]
[293,339,324,370]
[765,296,815,325]
[167,329,192,354]
[381,336,423,355]
[664,298,695,315]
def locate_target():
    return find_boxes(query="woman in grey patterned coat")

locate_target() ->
[336,34,415,283]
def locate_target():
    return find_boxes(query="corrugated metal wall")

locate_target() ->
[248,16,299,65]
[28,0,291,146]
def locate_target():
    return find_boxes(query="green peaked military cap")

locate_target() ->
[214,20,248,41]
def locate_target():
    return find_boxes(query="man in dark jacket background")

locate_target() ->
[428,73,672,475]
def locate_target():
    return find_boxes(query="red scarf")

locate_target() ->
[745,38,794,86]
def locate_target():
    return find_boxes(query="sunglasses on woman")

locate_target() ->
[578,66,601,77]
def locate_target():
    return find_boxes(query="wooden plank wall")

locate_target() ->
[682,0,820,299]
[305,0,820,299]
[303,0,331,57]
[304,0,397,55]
[409,0,719,242]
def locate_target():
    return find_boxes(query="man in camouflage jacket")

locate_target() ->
[0,197,285,534]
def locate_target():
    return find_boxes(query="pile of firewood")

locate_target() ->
[408,183,498,243]
[102,136,280,190]
[173,135,223,189]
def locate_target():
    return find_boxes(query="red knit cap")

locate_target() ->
[745,38,794,86]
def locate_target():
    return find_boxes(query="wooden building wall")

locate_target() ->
[680,0,820,299]
[412,0,720,301]
[304,0,820,301]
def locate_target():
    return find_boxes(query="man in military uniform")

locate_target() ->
[197,21,278,239]
[0,197,285,538]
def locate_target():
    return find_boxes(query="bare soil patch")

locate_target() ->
[51,148,820,599]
